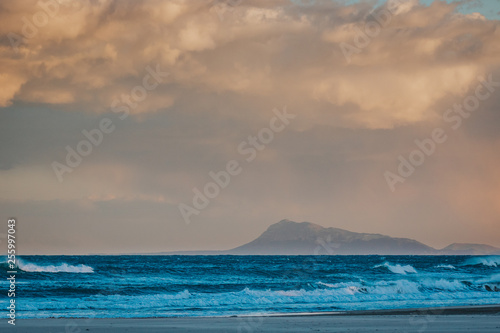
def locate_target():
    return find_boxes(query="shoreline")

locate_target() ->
[3,305,499,333]
[267,304,500,317]
[16,304,500,320]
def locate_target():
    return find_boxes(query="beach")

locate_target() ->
[4,306,500,333]
[5,255,500,330]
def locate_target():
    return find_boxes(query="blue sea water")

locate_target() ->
[1,255,499,318]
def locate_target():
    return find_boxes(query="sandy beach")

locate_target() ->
[4,305,500,333]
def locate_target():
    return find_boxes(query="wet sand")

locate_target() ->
[4,305,500,333]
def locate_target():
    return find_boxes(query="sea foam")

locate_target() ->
[17,259,94,273]
[464,256,500,267]
[375,262,417,275]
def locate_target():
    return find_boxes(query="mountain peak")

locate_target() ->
[228,220,435,255]
[160,220,499,255]
[270,220,324,231]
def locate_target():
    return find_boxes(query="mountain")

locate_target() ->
[227,220,437,255]
[148,220,499,255]
[440,243,500,255]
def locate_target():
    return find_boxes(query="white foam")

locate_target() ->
[375,262,417,275]
[465,256,500,267]
[370,279,421,294]
[436,264,456,269]
[42,281,477,311]
[420,279,466,291]
[18,278,500,319]
[18,259,94,273]
[319,278,469,295]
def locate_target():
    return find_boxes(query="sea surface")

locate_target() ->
[1,255,500,318]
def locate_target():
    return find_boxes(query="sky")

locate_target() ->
[1,0,500,255]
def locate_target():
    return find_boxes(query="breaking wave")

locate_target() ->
[20,277,500,318]
[375,262,417,275]
[13,259,94,273]
[464,256,500,267]
[11,255,500,319]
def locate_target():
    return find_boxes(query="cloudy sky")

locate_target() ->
[1,0,500,254]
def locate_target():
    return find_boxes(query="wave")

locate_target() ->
[20,278,499,318]
[13,259,94,273]
[375,262,417,275]
[485,274,500,283]
[11,255,500,319]
[464,256,500,267]
[478,273,500,292]
[419,279,467,291]
[318,278,473,295]
[322,274,500,295]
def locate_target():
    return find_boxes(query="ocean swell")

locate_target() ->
[464,256,500,267]
[375,262,418,275]
[16,259,94,273]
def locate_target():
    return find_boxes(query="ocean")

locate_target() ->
[1,255,499,318]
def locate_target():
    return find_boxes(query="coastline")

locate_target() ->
[4,305,500,332]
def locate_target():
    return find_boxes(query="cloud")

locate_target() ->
[0,0,498,128]
[1,0,500,254]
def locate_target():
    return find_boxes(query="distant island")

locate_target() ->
[158,220,500,255]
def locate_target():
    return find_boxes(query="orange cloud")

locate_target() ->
[1,0,499,128]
